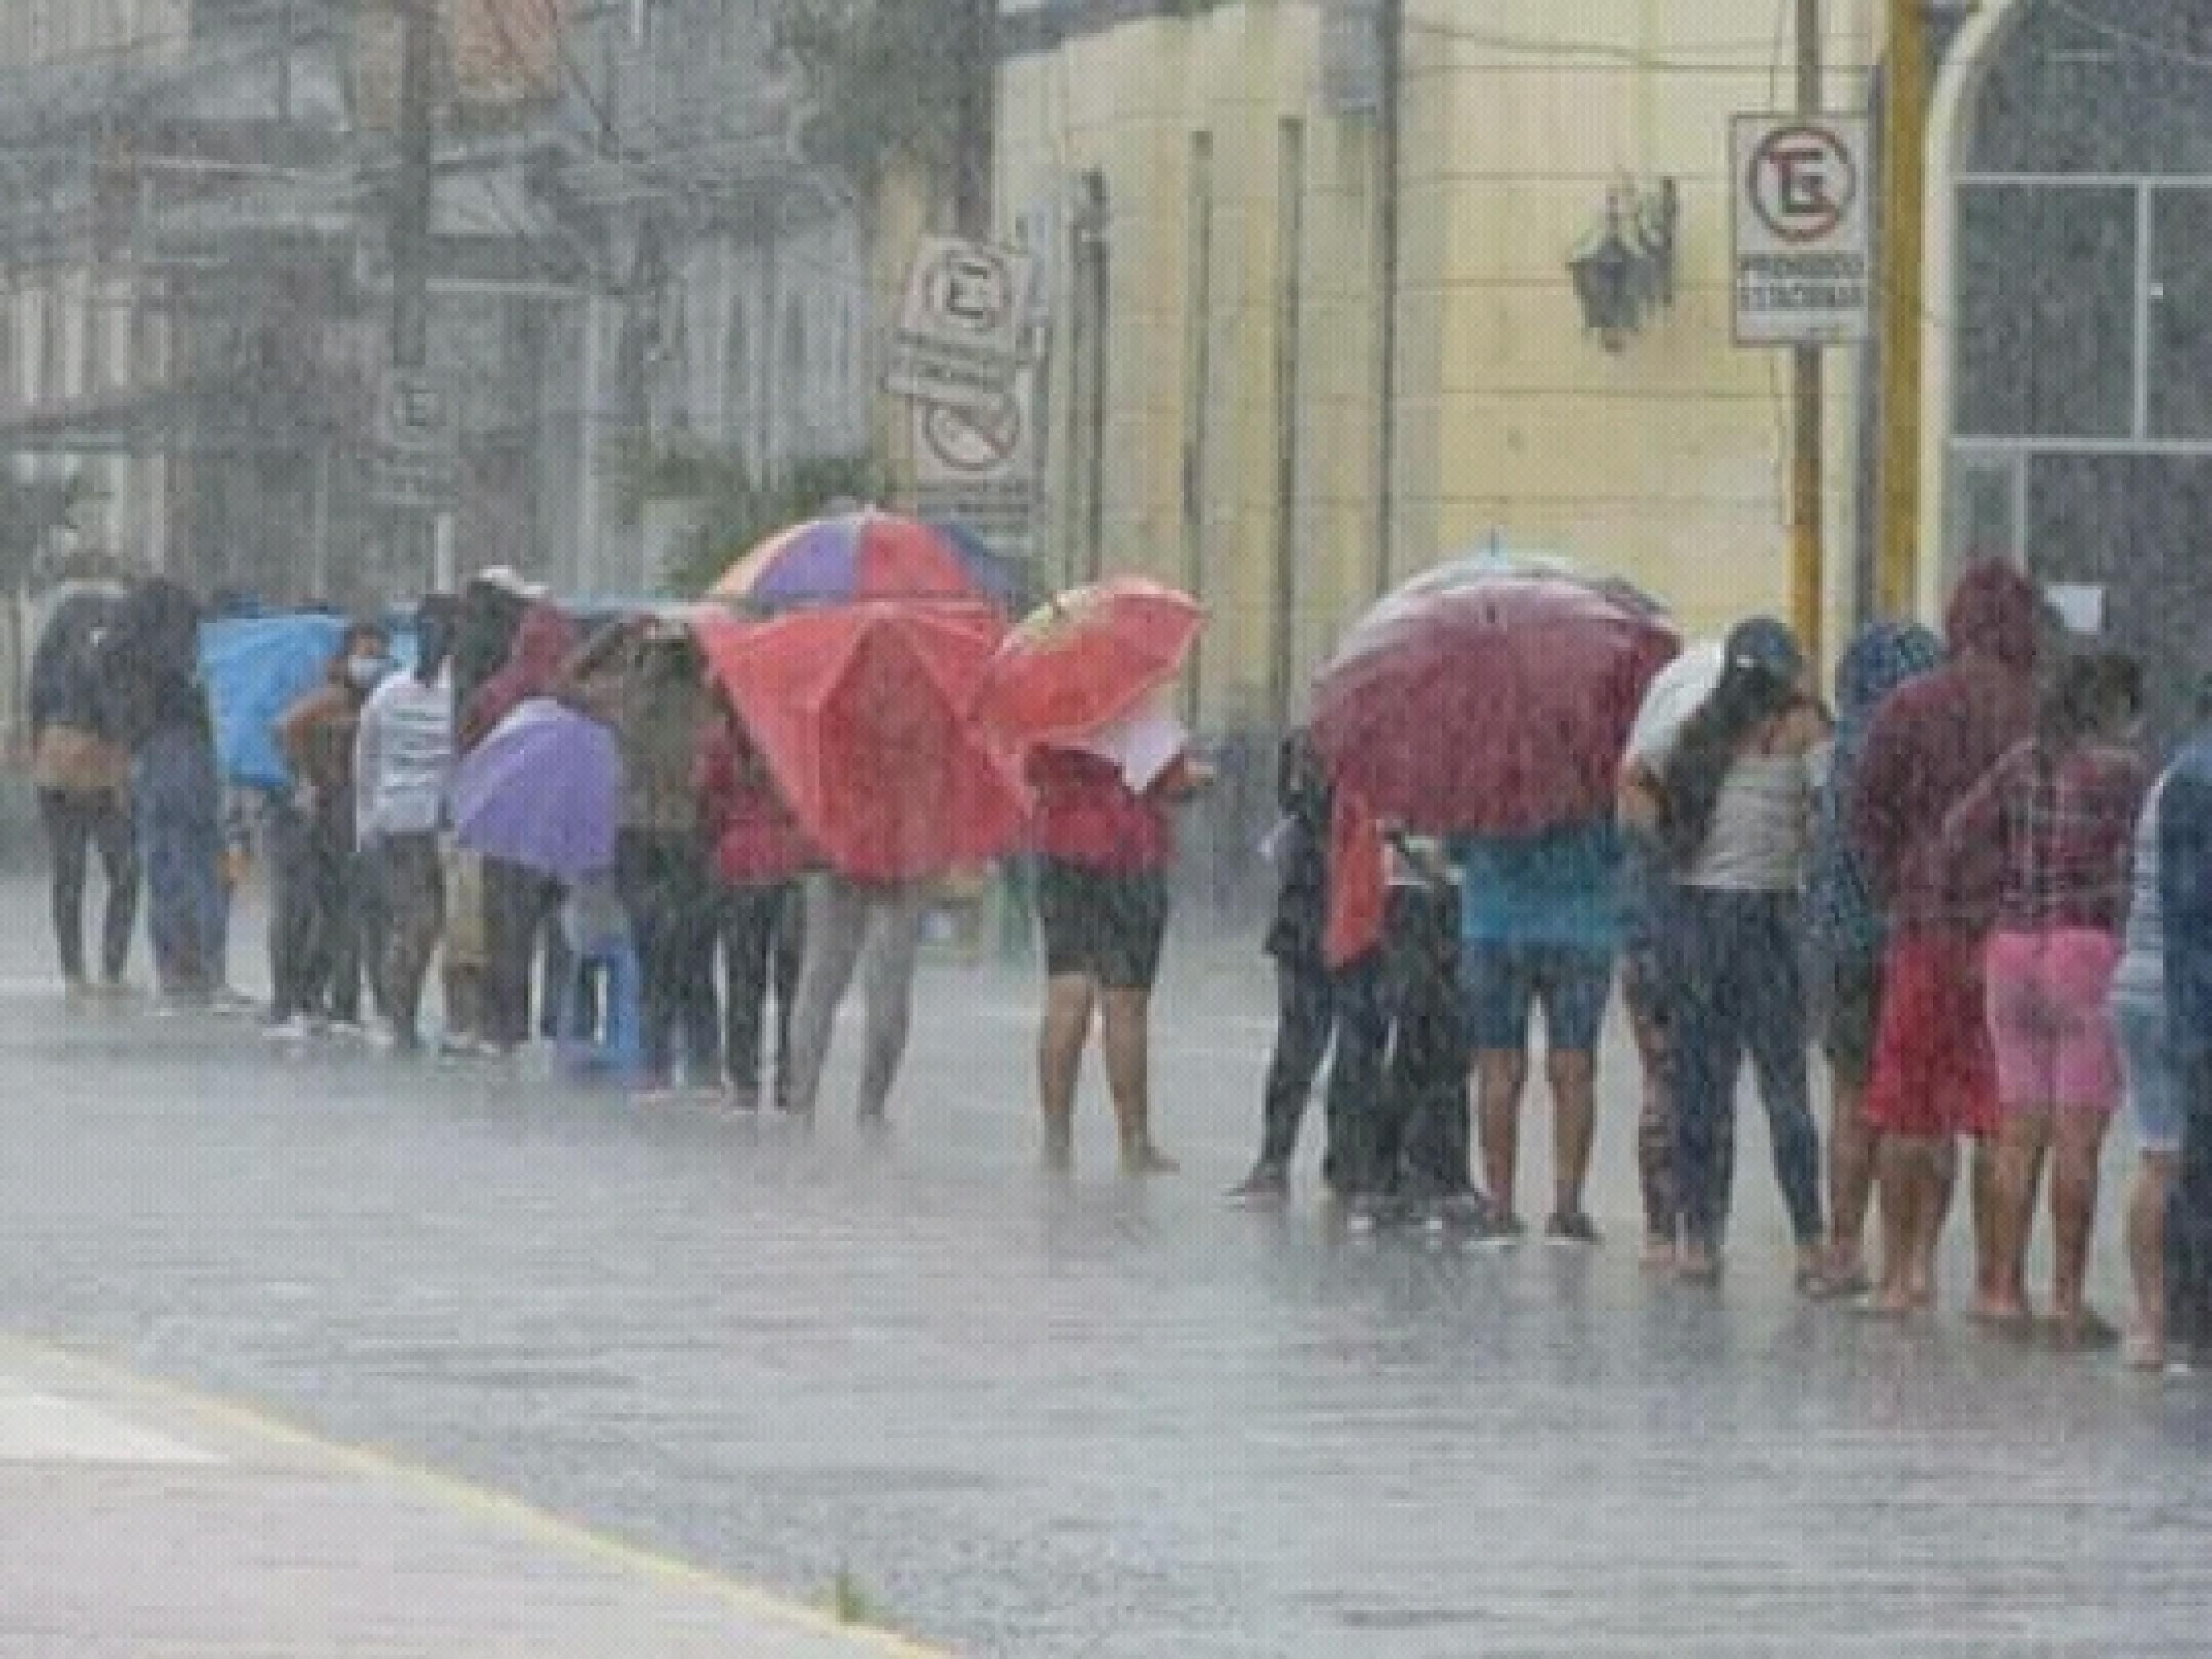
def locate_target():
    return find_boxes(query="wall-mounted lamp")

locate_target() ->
[1567,178,1678,352]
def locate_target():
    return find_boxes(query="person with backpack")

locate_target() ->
[28,591,137,997]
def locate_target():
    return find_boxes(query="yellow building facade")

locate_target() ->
[999,0,1885,727]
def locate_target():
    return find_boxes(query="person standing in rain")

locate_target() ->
[1617,641,1723,1267]
[1802,621,1943,1297]
[1943,652,2148,1348]
[558,616,720,1099]
[2155,675,2212,1373]
[1850,561,2042,1317]
[1450,804,1621,1246]
[266,620,390,1039]
[440,569,537,1055]
[29,592,137,999]
[1027,712,1207,1174]
[2108,674,2212,1370]
[1231,730,1351,1201]
[457,595,578,1055]
[354,596,457,1055]
[1648,617,1831,1285]
[101,580,227,1009]
[698,693,812,1114]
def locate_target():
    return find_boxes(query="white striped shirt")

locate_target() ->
[355,670,454,838]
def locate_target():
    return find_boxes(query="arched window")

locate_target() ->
[1949,0,2212,739]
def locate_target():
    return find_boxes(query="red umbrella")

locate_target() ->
[975,576,1202,750]
[1309,572,1678,836]
[693,604,1027,881]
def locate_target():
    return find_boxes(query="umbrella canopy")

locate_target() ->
[708,509,1011,611]
[975,576,1203,751]
[451,697,623,879]
[1310,571,1679,837]
[1621,640,1725,770]
[200,612,350,790]
[694,604,1026,882]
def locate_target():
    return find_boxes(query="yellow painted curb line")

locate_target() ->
[1,1332,954,1658]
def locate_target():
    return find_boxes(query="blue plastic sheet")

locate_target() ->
[199,616,421,790]
[200,615,348,790]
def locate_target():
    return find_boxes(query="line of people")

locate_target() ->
[28,568,1207,1177]
[1237,561,2212,1372]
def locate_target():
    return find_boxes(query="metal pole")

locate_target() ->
[390,0,438,591]
[953,0,995,240]
[1875,0,1927,618]
[1791,0,1825,664]
[1375,0,1404,597]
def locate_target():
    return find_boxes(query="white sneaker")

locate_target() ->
[264,1015,315,1044]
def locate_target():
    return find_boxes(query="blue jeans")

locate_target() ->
[134,730,224,997]
[1660,887,1823,1252]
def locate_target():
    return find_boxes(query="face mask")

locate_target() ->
[347,656,389,691]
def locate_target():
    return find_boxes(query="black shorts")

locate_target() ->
[1037,860,1169,990]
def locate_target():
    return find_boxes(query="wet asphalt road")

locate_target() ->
[3,878,2212,1655]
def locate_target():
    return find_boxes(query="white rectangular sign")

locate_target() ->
[1731,113,1872,346]
[885,236,1035,412]
[912,366,1037,555]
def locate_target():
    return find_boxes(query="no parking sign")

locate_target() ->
[1731,113,1872,346]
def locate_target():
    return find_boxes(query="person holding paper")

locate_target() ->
[1028,699,1209,1175]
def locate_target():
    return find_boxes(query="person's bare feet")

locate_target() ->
[1121,1142,1178,1176]
[1640,1235,1677,1272]
[1968,1293,2033,1331]
[2123,1322,2166,1371]
[1675,1245,1722,1283]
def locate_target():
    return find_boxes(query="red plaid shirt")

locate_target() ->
[1947,740,2151,935]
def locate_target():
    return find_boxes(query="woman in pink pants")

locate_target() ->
[1945,653,2149,1348]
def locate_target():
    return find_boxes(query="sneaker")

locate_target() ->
[325,1018,367,1043]
[1226,1163,1291,1204]
[63,976,93,1006]
[264,1015,316,1045]
[211,986,260,1018]
[1544,1210,1601,1247]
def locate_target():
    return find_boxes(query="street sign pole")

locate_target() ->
[1787,0,1822,667]
[1792,0,1825,665]
[1876,0,1929,620]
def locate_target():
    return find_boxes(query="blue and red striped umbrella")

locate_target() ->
[707,508,1018,612]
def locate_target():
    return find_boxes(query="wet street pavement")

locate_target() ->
[3,877,2211,1655]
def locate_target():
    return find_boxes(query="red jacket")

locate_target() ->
[457,604,578,754]
[1850,564,2041,936]
[696,717,817,884]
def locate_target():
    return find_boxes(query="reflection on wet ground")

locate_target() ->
[2,897,2210,1655]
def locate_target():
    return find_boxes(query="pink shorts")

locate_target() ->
[1983,928,2123,1115]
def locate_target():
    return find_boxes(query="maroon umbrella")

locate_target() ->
[1309,572,1679,836]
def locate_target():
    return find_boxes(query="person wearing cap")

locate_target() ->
[1644,616,1833,1285]
[1850,562,2042,1317]
[2156,672,2212,1372]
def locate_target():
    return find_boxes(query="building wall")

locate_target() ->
[1001,0,1884,722]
